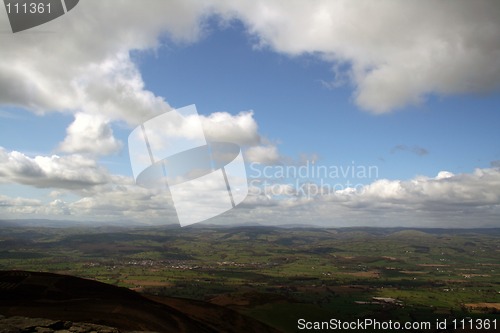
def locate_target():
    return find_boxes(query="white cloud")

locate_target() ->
[0,147,111,189]
[245,145,281,164]
[200,111,260,146]
[1,1,495,128]
[0,1,210,154]
[0,174,178,223]
[198,110,288,165]
[0,194,41,208]
[137,108,284,164]
[239,167,500,227]
[0,195,42,216]
[0,1,498,226]
[49,199,71,215]
[0,194,73,217]
[70,185,176,222]
[1,166,498,227]
[139,109,260,148]
[58,113,122,155]
[2,0,494,163]
[70,52,172,125]
[0,1,209,118]
[216,0,500,113]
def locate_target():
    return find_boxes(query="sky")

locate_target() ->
[0,0,499,227]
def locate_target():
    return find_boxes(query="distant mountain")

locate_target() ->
[0,219,149,228]
[0,271,279,333]
[1,219,499,234]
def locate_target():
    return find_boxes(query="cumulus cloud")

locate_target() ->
[0,177,178,223]
[140,109,261,146]
[70,184,176,222]
[198,110,286,164]
[0,195,41,208]
[70,52,172,125]
[0,1,208,154]
[216,0,500,113]
[1,1,498,226]
[240,167,500,227]
[245,145,282,164]
[0,1,210,117]
[58,113,122,155]
[0,195,43,216]
[1,0,496,132]
[0,194,78,217]
[1,166,498,227]
[2,0,495,164]
[349,169,500,207]
[200,111,260,146]
[0,147,111,189]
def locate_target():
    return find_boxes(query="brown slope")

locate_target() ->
[147,295,280,333]
[0,271,280,333]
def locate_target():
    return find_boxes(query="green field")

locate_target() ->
[0,224,498,332]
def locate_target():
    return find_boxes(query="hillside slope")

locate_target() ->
[0,270,279,333]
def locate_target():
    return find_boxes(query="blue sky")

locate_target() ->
[135,22,500,180]
[0,1,499,227]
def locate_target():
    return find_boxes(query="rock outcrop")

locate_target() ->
[0,315,152,333]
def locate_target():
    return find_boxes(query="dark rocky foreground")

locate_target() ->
[0,315,141,332]
[0,271,279,333]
